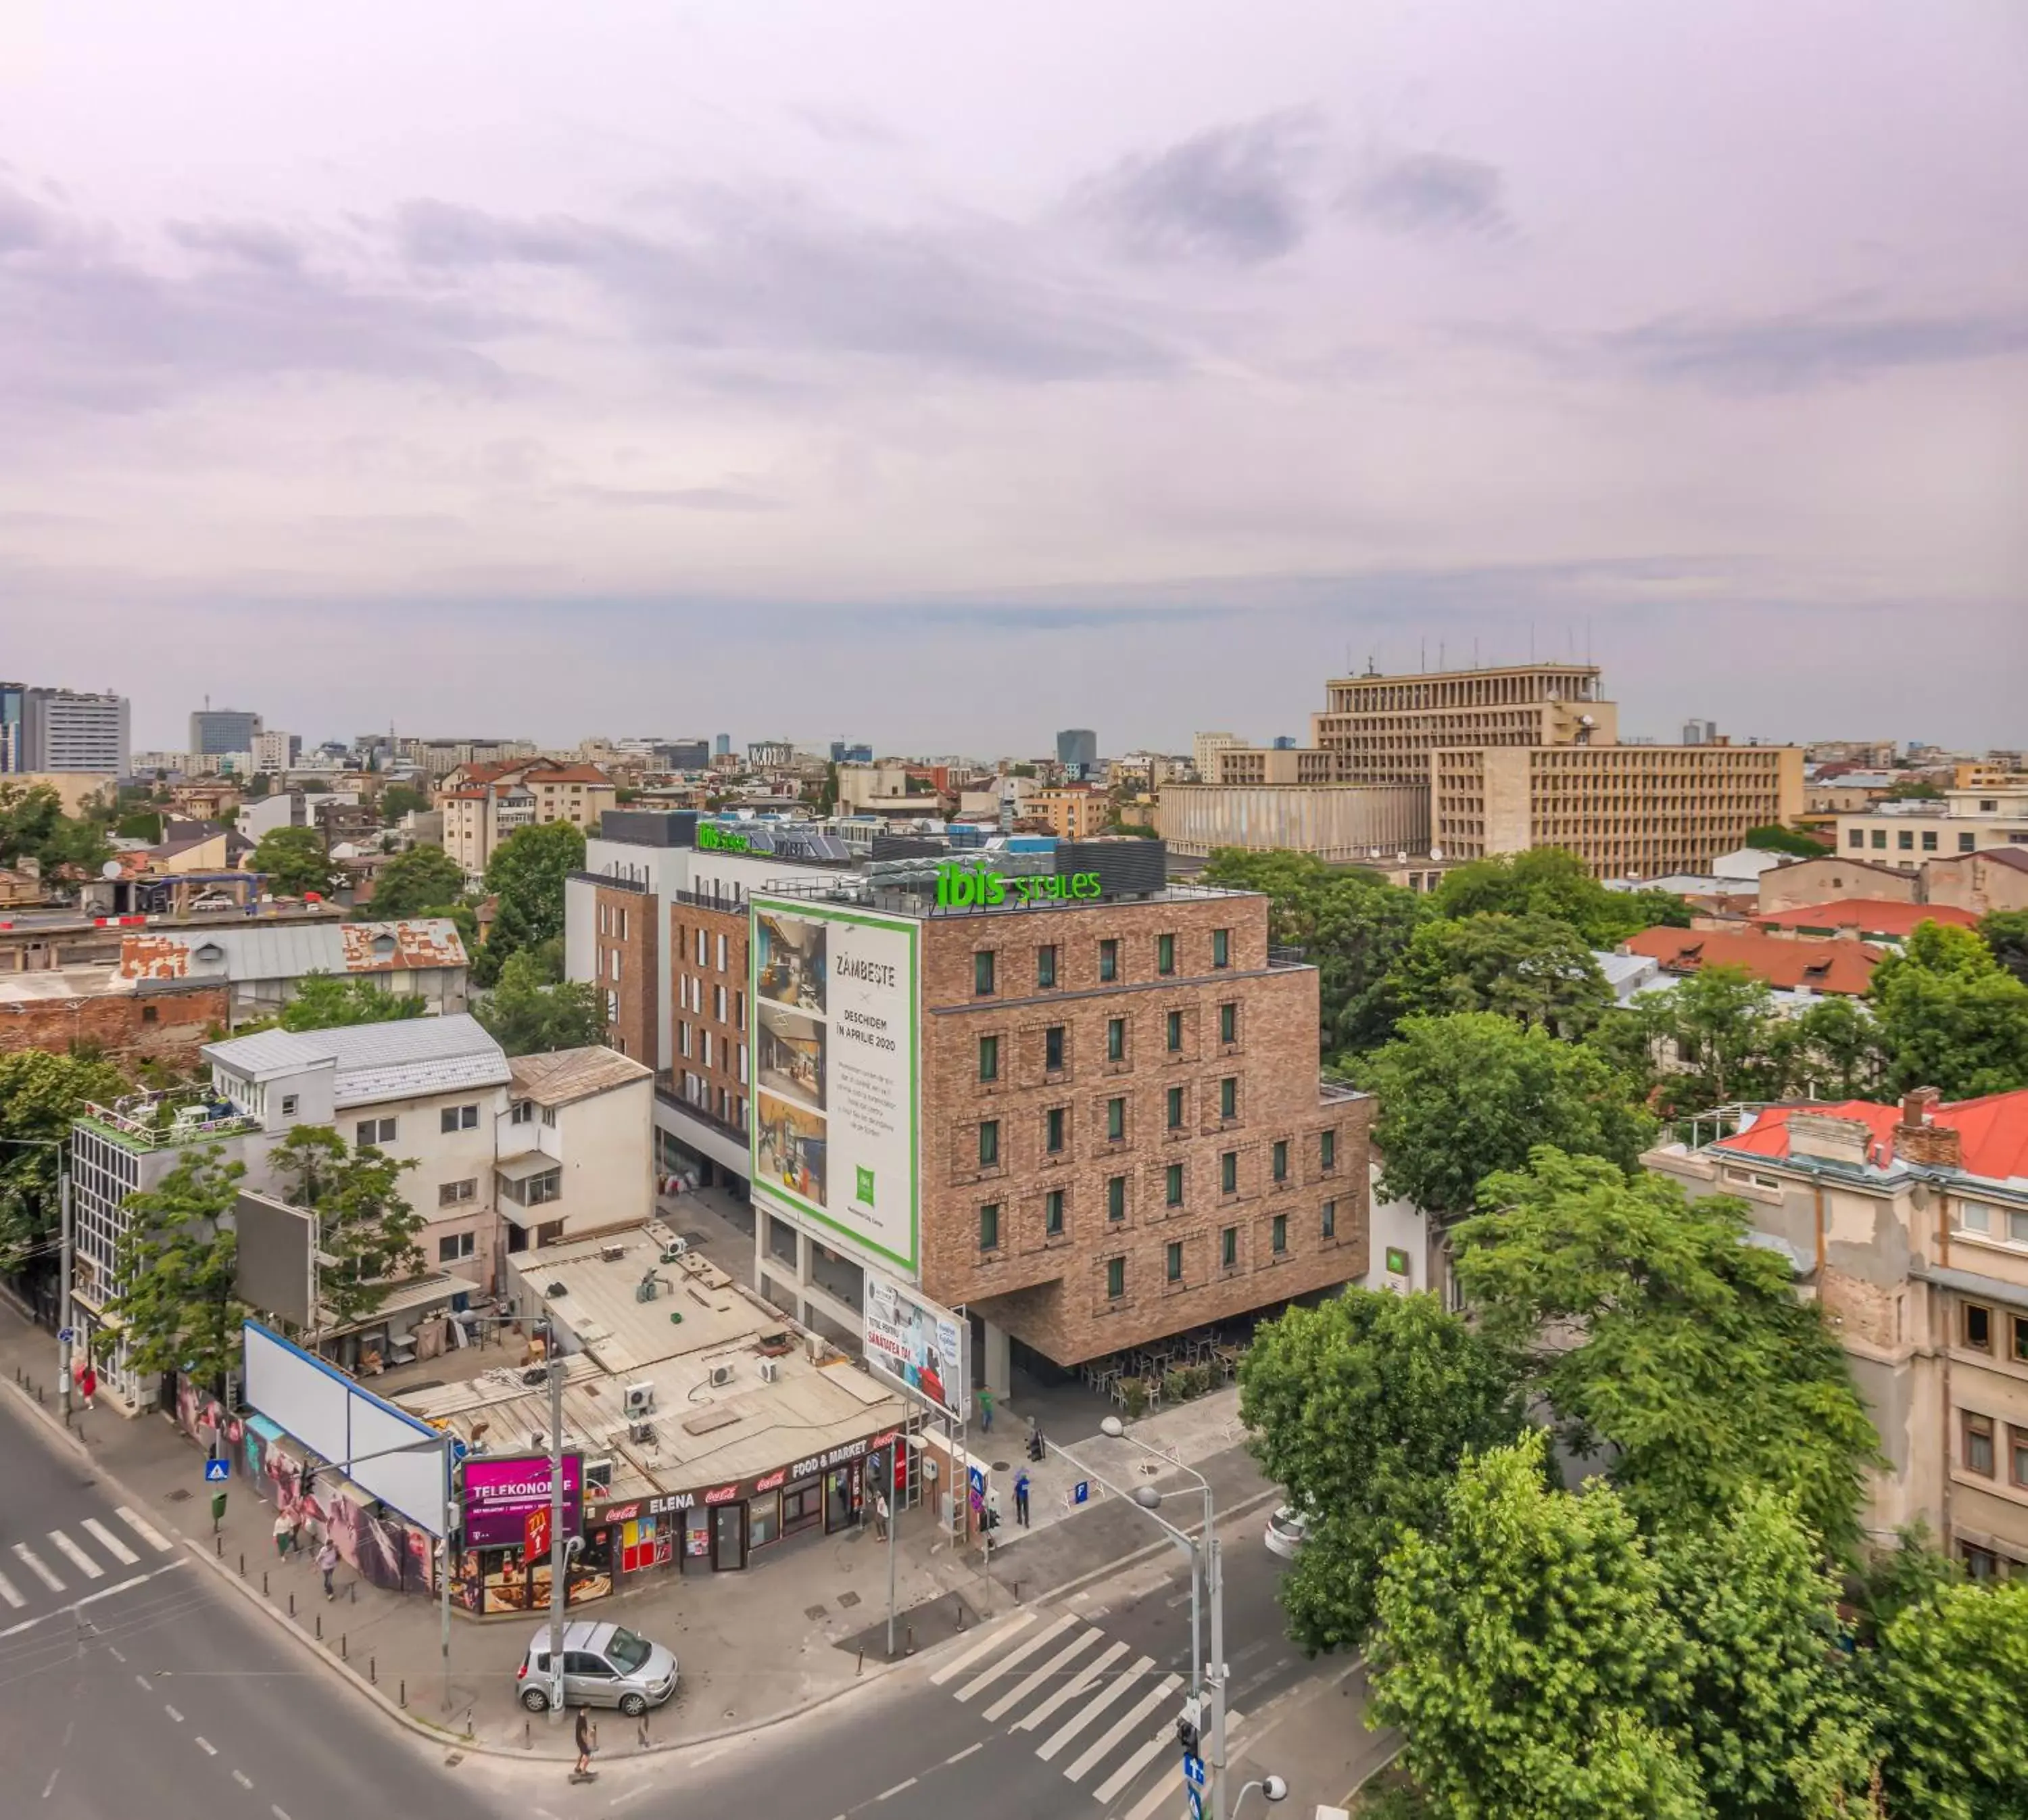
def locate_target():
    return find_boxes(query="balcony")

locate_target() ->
[78,1091,258,1151]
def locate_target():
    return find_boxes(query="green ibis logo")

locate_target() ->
[934,862,1101,909]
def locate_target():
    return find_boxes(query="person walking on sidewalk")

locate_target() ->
[873,1491,889,1541]
[317,1536,339,1600]
[574,1706,596,1779]
[74,1363,96,1411]
[273,1510,297,1559]
[977,1387,994,1433]
[1013,1468,1031,1528]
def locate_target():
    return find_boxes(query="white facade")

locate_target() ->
[24,688,129,773]
[1835,790,2028,873]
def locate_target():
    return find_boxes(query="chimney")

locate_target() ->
[1895,1088,1961,1168]
[1900,1087,1941,1128]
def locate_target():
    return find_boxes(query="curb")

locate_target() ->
[1017,1481,1284,1610]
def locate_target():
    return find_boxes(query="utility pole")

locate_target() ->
[57,1164,72,1420]
[885,1445,898,1656]
[440,1444,456,1713]
[1207,1527,1228,1820]
[546,1355,566,1723]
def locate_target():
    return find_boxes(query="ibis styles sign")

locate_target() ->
[935,861,1102,909]
[698,824,754,853]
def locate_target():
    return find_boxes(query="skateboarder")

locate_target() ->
[573,1706,597,1781]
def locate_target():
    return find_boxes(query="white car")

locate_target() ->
[1263,1504,1310,1560]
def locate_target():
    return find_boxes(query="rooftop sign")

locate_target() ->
[698,824,754,853]
[936,861,1101,909]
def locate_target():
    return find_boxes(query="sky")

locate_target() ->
[3,1,2025,756]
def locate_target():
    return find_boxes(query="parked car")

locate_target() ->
[1263,1504,1310,1560]
[516,1622,679,1715]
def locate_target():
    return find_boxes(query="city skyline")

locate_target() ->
[3,1,2023,748]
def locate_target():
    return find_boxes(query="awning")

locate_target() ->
[496,1152,557,1183]
[316,1272,481,1334]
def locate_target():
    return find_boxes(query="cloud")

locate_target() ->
[166,218,309,271]
[1071,112,1320,264]
[564,482,781,512]
[788,101,903,149]
[1607,304,2028,392]
[1345,150,1510,239]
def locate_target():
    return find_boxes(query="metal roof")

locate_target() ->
[204,1012,510,1105]
[507,1047,653,1108]
[121,917,466,982]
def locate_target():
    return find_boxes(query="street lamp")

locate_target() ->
[1232,1774,1289,1816]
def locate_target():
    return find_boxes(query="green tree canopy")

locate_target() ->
[1607,962,1801,1114]
[377,782,429,823]
[103,1145,249,1386]
[277,972,429,1032]
[475,948,607,1056]
[1239,1289,1522,1653]
[248,823,338,896]
[1355,1013,1656,1221]
[1982,908,2028,986]
[0,781,114,883]
[1868,921,2028,1098]
[479,820,585,983]
[0,1050,126,1262]
[1455,1148,1880,1553]
[1431,847,1689,946]
[1384,911,1612,1038]
[266,1126,425,1328]
[1779,994,1887,1101]
[1368,1430,1704,1820]
[358,843,468,921]
[1744,823,1829,858]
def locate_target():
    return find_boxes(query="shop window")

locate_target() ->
[1045,1190,1065,1237]
[974,951,996,997]
[1098,939,1118,982]
[1272,1213,1288,1255]
[1220,1226,1237,1268]
[1964,1410,1995,1477]
[1166,1010,1184,1052]
[979,1203,1000,1252]
[978,1034,999,1083]
[979,1120,1000,1168]
[1045,1026,1065,1072]
[1107,1097,1125,1141]
[1165,1241,1184,1283]
[1220,1151,1237,1194]
[1322,1199,1336,1240]
[1157,934,1176,976]
[1106,1256,1126,1299]
[1219,1077,1237,1120]
[1964,1303,1993,1352]
[1167,1086,1184,1130]
[1037,945,1058,990]
[1219,1003,1236,1044]
[1165,1162,1184,1207]
[1107,1017,1126,1062]
[1272,1140,1288,1183]
[1045,1107,1065,1154]
[1211,928,1230,969]
[1107,1175,1126,1222]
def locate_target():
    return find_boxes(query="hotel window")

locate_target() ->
[1037,945,1058,989]
[1272,1213,1288,1254]
[441,1104,480,1133]
[1098,939,1118,982]
[979,1120,1000,1167]
[1157,934,1176,976]
[1166,1241,1184,1283]
[1107,1175,1126,1221]
[1320,1129,1338,1172]
[1211,928,1230,969]
[1045,1189,1065,1237]
[1107,1256,1126,1299]
[1220,1150,1238,1193]
[1219,1003,1236,1044]
[1220,1226,1238,1268]
[1272,1140,1288,1183]
[1964,1410,1995,1477]
[438,1178,477,1206]
[979,1034,1000,1083]
[1964,1303,1993,1352]
[1167,1086,1185,1130]
[1045,1107,1065,1154]
[1322,1199,1336,1239]
[1107,1017,1126,1062]
[1165,1162,1184,1207]
[1167,1010,1184,1052]
[974,951,996,997]
[1107,1097,1126,1141]
[1045,1026,1065,1072]
[980,1203,1000,1252]
[1219,1077,1237,1120]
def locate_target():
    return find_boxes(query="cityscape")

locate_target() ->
[3,9,2025,1820]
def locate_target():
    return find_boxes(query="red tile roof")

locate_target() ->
[1622,926,1882,996]
[1754,899,1981,938]
[1715,1092,2028,1182]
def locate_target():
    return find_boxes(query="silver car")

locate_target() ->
[517,1621,679,1716]
[1263,1504,1310,1560]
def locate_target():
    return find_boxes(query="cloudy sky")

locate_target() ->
[3,1,2024,755]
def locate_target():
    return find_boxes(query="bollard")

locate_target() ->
[341,1634,348,1660]
[370,1655,377,1685]
[905,1625,916,1656]
[956,1598,966,1632]
[349,1582,357,1605]
[262,1571,269,1596]
[214,1535,222,1558]
[239,1552,245,1577]
[315,1612,322,1640]
[288,1591,295,1618]
[856,1648,863,1677]
[524,1720,531,1750]
[1014,1579,1023,1605]
[400,1679,406,1708]
[637,1716,649,1749]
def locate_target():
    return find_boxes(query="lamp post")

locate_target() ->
[1232,1774,1289,1817]
[0,1136,74,1421]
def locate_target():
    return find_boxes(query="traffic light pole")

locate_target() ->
[547,1356,566,1723]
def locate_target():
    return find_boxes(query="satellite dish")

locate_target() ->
[101,860,123,880]
[1430,848,1444,862]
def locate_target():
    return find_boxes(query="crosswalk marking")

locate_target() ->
[954,1612,1080,1704]
[82,1519,139,1566]
[13,1544,63,1592]
[982,1624,1105,1722]
[1015,1637,1128,1733]
[1095,1706,1247,1806]
[1064,1673,1183,1783]
[116,1507,174,1553]
[930,1612,1036,1687]
[1036,1654,1155,1761]
[49,1532,103,1580]
[0,1572,21,1609]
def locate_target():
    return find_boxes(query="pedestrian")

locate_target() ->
[574,1706,596,1779]
[1014,1469,1031,1528]
[318,1535,339,1600]
[272,1509,295,1559]
[977,1387,994,1433]
[873,1491,889,1541]
[75,1364,96,1411]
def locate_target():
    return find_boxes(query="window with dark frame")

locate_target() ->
[1166,1009,1184,1052]
[980,1203,1000,1251]
[1964,1303,1993,1352]
[1219,1003,1236,1044]
[979,1034,1000,1082]
[1046,1107,1065,1153]
[1964,1410,1996,1477]
[1045,1026,1065,1072]
[1165,1162,1184,1207]
[1037,945,1057,989]
[1220,1226,1238,1268]
[2014,1314,2028,1364]
[1099,939,1118,982]
[1167,1085,1184,1129]
[1272,1212,1288,1254]
[1107,1017,1126,1061]
[1320,1128,1337,1171]
[1220,1150,1237,1193]
[1107,1256,1125,1299]
[1219,1076,1237,1119]
[1107,1097,1125,1141]
[1322,1199,1336,1239]
[2012,1424,2028,1490]
[1157,934,1176,976]
[974,950,996,996]
[1107,1174,1126,1220]
[979,1120,1000,1167]
[1165,1240,1183,1283]
[1211,928,1230,969]
[1272,1139,1288,1182]
[1045,1189,1064,1237]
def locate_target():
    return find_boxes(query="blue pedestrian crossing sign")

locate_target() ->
[1183,1754,1206,1788]
[1186,1791,1203,1820]
[203,1458,230,1482]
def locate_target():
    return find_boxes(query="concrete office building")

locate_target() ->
[1312,663,1618,786]
[1215,746,1337,785]
[1057,729,1098,775]
[0,681,23,772]
[22,687,130,774]
[1161,782,1430,862]
[190,708,264,757]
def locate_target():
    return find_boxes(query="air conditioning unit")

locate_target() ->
[806,1333,825,1365]
[600,1243,627,1263]
[628,1420,657,1447]
[757,1358,779,1384]
[659,1238,690,1265]
[622,1381,655,1418]
[709,1362,735,1389]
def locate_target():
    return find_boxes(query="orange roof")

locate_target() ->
[1715,1091,2028,1182]
[528,765,614,785]
[1622,926,1882,996]
[1754,899,1981,939]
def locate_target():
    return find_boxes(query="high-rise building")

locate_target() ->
[714,734,731,759]
[22,687,130,773]
[1191,732,1243,780]
[0,681,23,773]
[1312,664,1616,784]
[190,708,264,757]
[1682,718,1719,746]
[1056,729,1098,775]
[251,729,301,773]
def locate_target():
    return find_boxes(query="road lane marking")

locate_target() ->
[164,1705,183,1723]
[116,1506,173,1552]
[0,1560,189,1642]
[272,1808,293,1820]
[13,1544,63,1591]
[944,1744,983,1765]
[195,1736,217,1755]
[0,1572,20,1608]
[1096,1706,1246,1806]
[1016,1639,1128,1732]
[876,1779,917,1800]
[954,1612,1080,1703]
[135,1674,152,1692]
[929,1611,1035,1685]
[1035,1654,1155,1760]
[82,1519,139,1566]
[48,1531,102,1579]
[233,1771,253,1789]
[983,1624,1105,1722]
[41,1769,58,1800]
[1063,1674,1182,1783]
[107,1647,124,1662]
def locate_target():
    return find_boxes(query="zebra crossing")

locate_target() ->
[0,1506,175,1612]
[930,1609,1249,1813]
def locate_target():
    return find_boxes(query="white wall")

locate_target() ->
[551,1076,654,1237]
[1365,1164,1428,1296]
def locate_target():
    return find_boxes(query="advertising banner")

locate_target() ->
[461,1452,583,1550]
[750,896,919,1273]
[863,1274,966,1423]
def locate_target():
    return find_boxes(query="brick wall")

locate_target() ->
[670,901,750,1139]
[592,884,656,1066]
[917,890,1370,1365]
[0,982,230,1066]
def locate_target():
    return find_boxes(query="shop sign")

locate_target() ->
[792,1436,871,1480]
[587,1427,893,1527]
[462,1452,583,1549]
[698,824,753,853]
[935,861,1101,909]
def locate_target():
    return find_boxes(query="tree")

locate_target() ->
[244,773,271,798]
[249,823,338,896]
[101,1145,249,1387]
[1367,1430,1704,1820]
[266,1126,425,1328]
[0,1051,126,1264]
[1455,1148,1881,1553]
[1883,779,1942,800]
[475,948,607,1056]
[114,809,164,842]
[1355,1013,1656,1222]
[1384,913,1612,1038]
[1239,1289,1522,1652]
[1868,923,2028,1099]
[1645,963,1789,1109]
[1982,909,2028,986]
[1780,995,1887,1101]
[815,762,840,815]
[378,782,429,823]
[1432,847,1687,946]
[358,843,467,921]
[0,782,113,884]
[278,972,428,1032]
[479,821,585,984]
[1745,824,1829,858]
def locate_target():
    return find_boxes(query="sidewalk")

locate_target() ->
[0,1299,1273,1763]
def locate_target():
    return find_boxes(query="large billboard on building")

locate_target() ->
[461,1452,584,1548]
[863,1274,965,1423]
[750,895,919,1274]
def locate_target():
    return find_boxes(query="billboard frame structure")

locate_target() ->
[862,1274,967,1425]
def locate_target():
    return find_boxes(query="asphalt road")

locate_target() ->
[0,1391,492,1820]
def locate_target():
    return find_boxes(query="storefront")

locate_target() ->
[588,1425,902,1581]
[452,1450,619,1619]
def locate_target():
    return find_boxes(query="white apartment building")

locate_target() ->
[1835,788,2028,873]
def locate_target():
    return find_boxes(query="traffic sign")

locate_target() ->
[526,1504,551,1558]
[1183,1754,1206,1788]
[1073,1480,1090,1505]
[57,1326,75,1345]
[203,1458,230,1482]
[450,1437,468,1464]
[1186,1788,1203,1820]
